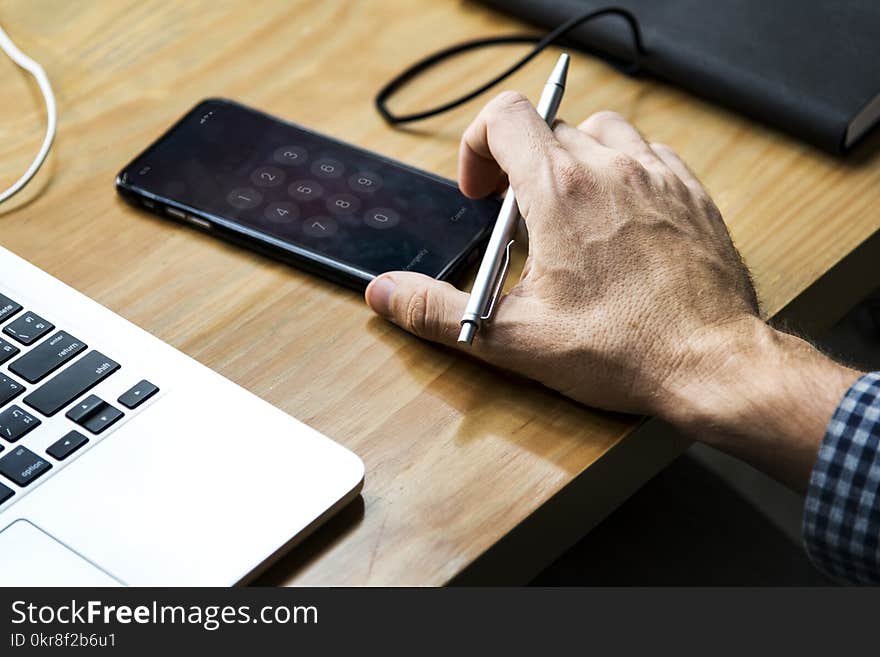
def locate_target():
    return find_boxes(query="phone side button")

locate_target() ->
[165,206,186,220]
[185,215,211,229]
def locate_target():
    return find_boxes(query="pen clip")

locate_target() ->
[480,239,514,321]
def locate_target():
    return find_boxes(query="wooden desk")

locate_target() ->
[1,0,878,585]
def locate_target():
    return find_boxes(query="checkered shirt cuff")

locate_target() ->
[803,372,880,584]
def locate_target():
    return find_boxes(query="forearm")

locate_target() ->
[660,317,863,492]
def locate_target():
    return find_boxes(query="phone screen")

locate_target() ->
[118,99,499,282]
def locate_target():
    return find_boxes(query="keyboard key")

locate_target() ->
[47,430,89,461]
[65,394,105,423]
[0,337,19,366]
[0,405,40,443]
[118,380,159,409]
[0,446,51,487]
[9,331,87,383]
[65,393,123,434]
[23,351,119,416]
[0,374,24,407]
[82,405,123,434]
[0,481,13,505]
[3,311,54,346]
[0,293,22,322]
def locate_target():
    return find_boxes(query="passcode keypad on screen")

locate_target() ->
[228,145,394,240]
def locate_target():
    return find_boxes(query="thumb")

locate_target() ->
[365,272,467,347]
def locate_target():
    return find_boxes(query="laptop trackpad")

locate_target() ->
[0,519,122,586]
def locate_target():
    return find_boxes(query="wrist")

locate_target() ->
[658,317,862,491]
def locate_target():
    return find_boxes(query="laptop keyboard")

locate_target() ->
[0,291,159,509]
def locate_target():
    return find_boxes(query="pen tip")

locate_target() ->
[552,53,570,87]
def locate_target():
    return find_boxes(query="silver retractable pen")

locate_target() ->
[458,53,570,345]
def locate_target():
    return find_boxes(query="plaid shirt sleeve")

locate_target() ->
[803,371,880,584]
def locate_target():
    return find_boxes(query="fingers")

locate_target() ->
[649,142,703,191]
[577,110,663,171]
[575,111,710,198]
[458,91,560,208]
[552,119,608,161]
[364,272,523,365]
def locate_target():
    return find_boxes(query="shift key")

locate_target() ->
[24,351,119,416]
[9,331,87,383]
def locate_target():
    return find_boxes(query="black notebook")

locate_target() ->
[478,0,880,154]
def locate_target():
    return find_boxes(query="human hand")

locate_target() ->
[365,92,761,419]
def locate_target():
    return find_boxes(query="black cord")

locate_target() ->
[375,6,647,125]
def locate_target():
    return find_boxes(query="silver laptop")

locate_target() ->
[0,245,364,586]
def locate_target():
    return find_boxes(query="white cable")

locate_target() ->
[0,22,56,204]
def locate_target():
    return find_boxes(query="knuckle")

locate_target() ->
[490,90,530,115]
[654,165,686,192]
[695,189,719,215]
[609,152,637,171]
[403,288,431,338]
[664,174,689,198]
[403,286,452,340]
[650,141,671,154]
[608,153,650,186]
[553,156,594,194]
[593,109,625,123]
[578,109,624,131]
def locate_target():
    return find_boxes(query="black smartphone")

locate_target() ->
[116,98,500,290]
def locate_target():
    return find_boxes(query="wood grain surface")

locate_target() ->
[0,0,877,584]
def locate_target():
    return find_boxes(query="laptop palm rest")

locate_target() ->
[0,519,122,586]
